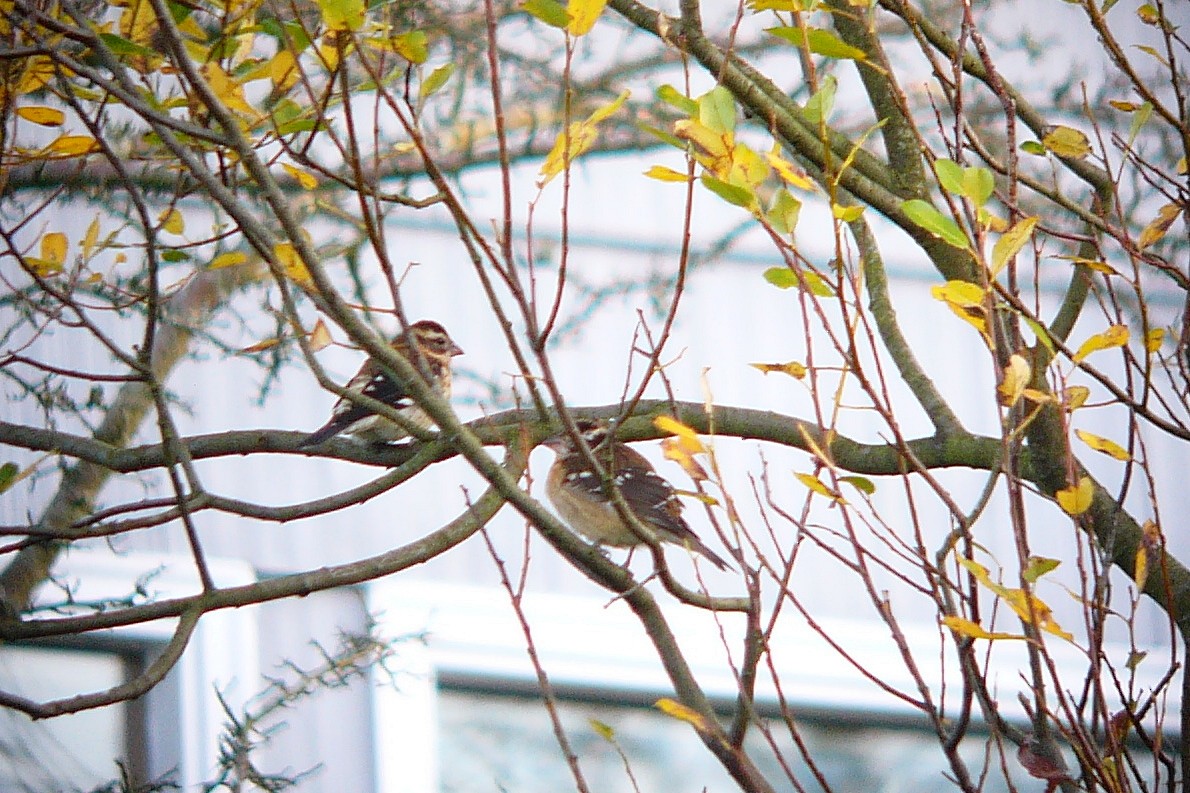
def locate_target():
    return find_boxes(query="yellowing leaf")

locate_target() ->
[997,353,1031,407]
[308,318,333,352]
[566,0,607,36]
[282,163,318,189]
[1136,202,1182,250]
[750,361,807,379]
[202,63,256,118]
[269,50,299,92]
[16,106,64,126]
[930,280,988,334]
[392,30,428,64]
[1056,476,1094,515]
[1075,429,1131,461]
[210,251,249,269]
[832,203,864,222]
[644,164,689,182]
[941,615,1025,641]
[795,472,843,502]
[538,90,629,185]
[318,0,364,31]
[159,208,184,235]
[16,55,55,95]
[1042,125,1092,158]
[1073,324,1129,363]
[955,556,1074,641]
[990,216,1038,278]
[654,698,711,734]
[419,62,455,101]
[239,337,282,354]
[1063,385,1090,411]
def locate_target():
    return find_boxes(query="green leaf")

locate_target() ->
[1020,140,1046,156]
[901,199,969,249]
[161,249,191,262]
[964,167,994,206]
[934,159,964,195]
[656,84,698,115]
[317,0,364,31]
[801,270,834,297]
[1126,101,1153,147]
[803,75,836,125]
[767,189,802,234]
[700,173,753,207]
[638,122,684,149]
[523,0,569,27]
[419,62,455,101]
[763,266,799,289]
[766,26,867,60]
[1022,556,1061,583]
[0,462,18,495]
[99,32,159,59]
[839,475,875,495]
[697,86,736,135]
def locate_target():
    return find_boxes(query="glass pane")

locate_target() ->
[0,645,130,792]
[437,689,1051,793]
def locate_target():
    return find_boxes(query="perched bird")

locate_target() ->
[299,320,463,447]
[542,419,731,570]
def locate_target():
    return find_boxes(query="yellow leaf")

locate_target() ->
[1073,324,1129,363]
[589,719,615,741]
[282,163,318,189]
[16,106,64,126]
[654,698,711,734]
[1056,476,1093,516]
[566,0,608,36]
[1042,125,1092,158]
[1074,429,1131,461]
[795,472,843,502]
[766,144,813,190]
[209,251,249,269]
[997,352,1031,407]
[644,164,689,182]
[661,437,709,482]
[1145,328,1165,353]
[1134,545,1147,592]
[750,361,807,379]
[17,55,55,95]
[941,615,1025,641]
[308,318,333,352]
[41,231,68,265]
[269,50,299,92]
[1063,385,1090,411]
[202,62,256,118]
[159,208,184,235]
[955,557,1074,641]
[1136,202,1182,250]
[81,217,100,260]
[274,242,312,284]
[654,415,706,454]
[1053,254,1117,275]
[119,0,157,45]
[930,280,988,334]
[990,216,1038,278]
[45,135,100,157]
[539,90,629,185]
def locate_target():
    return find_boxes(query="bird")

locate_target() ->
[298,319,463,447]
[542,418,731,570]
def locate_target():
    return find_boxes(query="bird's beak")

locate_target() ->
[450,342,465,356]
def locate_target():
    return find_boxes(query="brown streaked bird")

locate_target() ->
[542,419,731,571]
[299,320,463,447]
